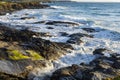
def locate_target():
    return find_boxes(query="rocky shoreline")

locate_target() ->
[0,1,49,15]
[51,48,120,80]
[0,1,120,80]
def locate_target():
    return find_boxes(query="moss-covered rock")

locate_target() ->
[26,50,44,60]
[0,24,73,79]
[6,49,44,60]
[8,50,30,60]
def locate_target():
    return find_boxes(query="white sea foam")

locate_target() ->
[60,14,87,20]
[51,6,67,9]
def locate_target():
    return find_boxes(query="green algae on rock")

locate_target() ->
[26,50,44,60]
[7,49,44,60]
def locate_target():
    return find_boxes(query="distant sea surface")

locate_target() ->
[49,2,120,32]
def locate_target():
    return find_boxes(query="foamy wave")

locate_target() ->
[60,15,87,20]
[51,6,67,9]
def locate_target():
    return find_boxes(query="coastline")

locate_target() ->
[0,1,120,80]
[0,1,49,15]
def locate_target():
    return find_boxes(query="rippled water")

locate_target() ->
[50,2,120,31]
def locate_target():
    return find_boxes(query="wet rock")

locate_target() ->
[67,37,83,45]
[34,21,46,24]
[84,72,102,80]
[0,24,74,79]
[82,28,96,33]
[0,26,51,42]
[51,52,120,80]
[93,48,115,58]
[47,27,54,29]
[67,33,93,45]
[51,67,76,80]
[112,60,120,69]
[0,25,69,60]
[0,59,49,80]
[56,42,74,51]
[111,53,120,59]
[46,21,80,27]
[39,32,52,37]
[94,60,111,70]
[93,48,107,55]
[0,26,40,43]
[34,20,80,27]
[0,72,25,80]
[51,65,92,80]
[25,39,66,60]
[20,17,35,20]
[59,32,69,36]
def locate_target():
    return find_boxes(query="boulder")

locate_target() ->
[82,28,96,33]
[20,17,35,20]
[59,32,69,36]
[93,48,115,57]
[47,27,54,29]
[34,20,80,27]
[112,60,120,69]
[67,33,93,45]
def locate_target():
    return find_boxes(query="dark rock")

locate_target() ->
[0,26,40,43]
[51,52,120,80]
[33,21,46,24]
[0,25,51,42]
[93,48,117,59]
[0,25,71,60]
[0,25,74,80]
[56,42,74,51]
[80,62,86,66]
[68,33,93,38]
[20,17,35,20]
[0,48,9,60]
[112,60,120,69]
[59,32,69,36]
[95,61,111,70]
[45,21,80,27]
[111,53,120,59]
[82,28,96,33]
[67,37,83,45]
[39,32,52,37]
[67,33,93,45]
[34,20,80,27]
[25,39,65,60]
[51,66,77,80]
[0,72,25,80]
[83,72,102,80]
[47,27,54,29]
[93,48,107,56]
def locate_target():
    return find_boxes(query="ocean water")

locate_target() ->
[50,2,120,31]
[0,1,120,79]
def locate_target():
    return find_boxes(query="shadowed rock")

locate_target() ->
[0,25,73,79]
[34,20,80,27]
[82,28,96,33]
[67,33,93,45]
[51,52,120,80]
